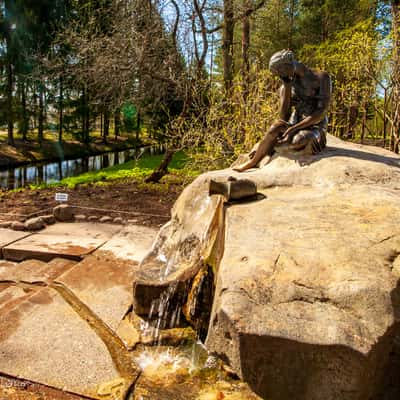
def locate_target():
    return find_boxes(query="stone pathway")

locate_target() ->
[0,223,157,400]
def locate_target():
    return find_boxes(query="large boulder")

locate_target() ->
[134,135,400,400]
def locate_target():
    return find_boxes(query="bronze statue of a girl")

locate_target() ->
[234,49,332,172]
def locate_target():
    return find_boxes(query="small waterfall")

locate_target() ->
[139,281,183,346]
[129,179,262,399]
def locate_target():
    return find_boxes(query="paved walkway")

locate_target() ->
[0,222,157,400]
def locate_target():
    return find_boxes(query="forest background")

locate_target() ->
[1,0,400,177]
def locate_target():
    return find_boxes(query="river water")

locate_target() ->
[0,145,164,191]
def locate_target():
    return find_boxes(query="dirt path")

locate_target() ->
[0,180,183,227]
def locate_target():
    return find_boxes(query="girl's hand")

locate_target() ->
[278,127,297,144]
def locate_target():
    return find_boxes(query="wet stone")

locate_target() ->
[74,214,87,222]
[100,216,112,223]
[88,216,99,222]
[0,221,12,229]
[0,258,76,285]
[0,285,40,316]
[56,253,138,333]
[113,217,124,224]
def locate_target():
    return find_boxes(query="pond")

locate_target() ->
[0,145,164,190]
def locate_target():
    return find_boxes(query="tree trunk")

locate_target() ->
[38,82,44,146]
[103,108,110,144]
[223,0,235,93]
[59,76,63,143]
[6,57,14,146]
[145,148,175,183]
[21,78,28,141]
[114,108,120,139]
[288,0,295,48]
[391,0,400,153]
[85,93,90,142]
[136,110,141,142]
[81,89,86,141]
[241,3,251,95]
[82,86,90,143]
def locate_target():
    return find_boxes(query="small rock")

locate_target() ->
[11,221,25,231]
[53,204,74,222]
[24,217,46,231]
[127,219,138,224]
[115,319,140,350]
[88,216,99,222]
[41,215,56,225]
[99,216,112,223]
[0,221,12,229]
[74,214,87,222]
[113,217,124,224]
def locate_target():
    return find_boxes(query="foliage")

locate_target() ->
[163,67,280,170]
[1,0,400,184]
[300,20,387,140]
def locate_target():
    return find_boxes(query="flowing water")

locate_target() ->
[0,145,165,190]
[129,234,261,400]
[131,335,261,400]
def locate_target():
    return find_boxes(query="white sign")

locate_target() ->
[55,193,69,202]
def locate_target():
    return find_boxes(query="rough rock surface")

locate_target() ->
[53,204,74,222]
[41,214,56,225]
[24,217,46,231]
[11,221,25,231]
[134,135,400,400]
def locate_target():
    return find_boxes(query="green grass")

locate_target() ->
[31,151,198,190]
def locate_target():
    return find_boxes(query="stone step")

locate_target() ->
[96,224,157,263]
[0,258,76,285]
[0,229,31,258]
[2,223,121,262]
[3,234,106,262]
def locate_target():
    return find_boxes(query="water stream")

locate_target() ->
[0,145,165,190]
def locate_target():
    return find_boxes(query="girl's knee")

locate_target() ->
[292,130,311,145]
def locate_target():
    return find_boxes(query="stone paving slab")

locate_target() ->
[0,258,76,284]
[3,234,107,262]
[0,229,31,256]
[56,253,138,334]
[0,260,17,269]
[0,287,124,399]
[43,222,122,240]
[97,224,157,262]
[0,285,39,316]
[2,223,122,262]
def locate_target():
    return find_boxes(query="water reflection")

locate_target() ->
[0,145,165,190]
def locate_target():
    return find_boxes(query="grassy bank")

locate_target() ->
[0,130,145,169]
[31,151,198,190]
